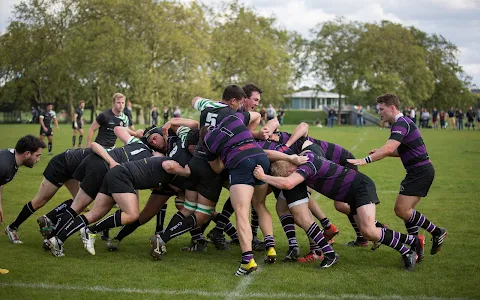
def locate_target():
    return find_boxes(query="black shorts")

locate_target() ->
[400,163,435,197]
[40,127,53,136]
[273,183,309,208]
[72,121,83,129]
[229,154,270,187]
[75,155,108,199]
[99,166,136,196]
[150,184,178,197]
[184,156,227,202]
[349,173,380,215]
[43,152,70,187]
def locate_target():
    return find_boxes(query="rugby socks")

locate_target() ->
[264,235,275,250]
[224,220,238,240]
[213,197,234,232]
[320,217,331,229]
[377,227,410,255]
[78,135,83,146]
[155,204,168,233]
[72,136,76,147]
[48,142,52,153]
[251,207,259,236]
[348,213,367,243]
[48,206,77,239]
[45,199,73,225]
[309,239,322,254]
[88,210,122,233]
[406,210,441,236]
[161,212,196,243]
[306,223,334,257]
[375,220,386,228]
[190,226,204,242]
[241,251,254,264]
[10,201,36,230]
[280,214,298,249]
[57,215,89,243]
[115,220,141,241]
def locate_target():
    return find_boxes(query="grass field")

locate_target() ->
[0,123,479,300]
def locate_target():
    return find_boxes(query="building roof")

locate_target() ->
[286,90,345,99]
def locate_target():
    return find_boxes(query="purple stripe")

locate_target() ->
[335,171,356,200]
[411,159,432,169]
[402,128,422,143]
[320,167,343,196]
[418,214,425,226]
[427,223,436,232]
[400,145,427,163]
[332,145,342,164]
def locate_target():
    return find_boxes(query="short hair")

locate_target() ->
[46,103,53,107]
[271,161,295,177]
[376,93,400,109]
[199,126,210,149]
[15,135,46,154]
[222,85,246,102]
[185,128,200,148]
[112,93,126,103]
[242,84,263,98]
[79,100,85,104]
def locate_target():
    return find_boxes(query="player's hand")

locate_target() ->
[162,121,171,136]
[289,154,308,165]
[268,133,280,142]
[183,164,191,176]
[74,122,78,129]
[347,158,367,166]
[369,149,378,155]
[253,165,265,180]
[57,126,60,131]
[109,161,119,169]
[42,126,48,132]
[258,127,271,140]
[135,129,144,137]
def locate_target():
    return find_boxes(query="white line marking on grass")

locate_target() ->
[0,282,474,300]
[351,145,358,151]
[225,268,258,299]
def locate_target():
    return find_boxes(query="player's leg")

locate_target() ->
[334,201,368,246]
[72,127,77,148]
[276,195,300,261]
[47,135,53,154]
[307,197,339,241]
[78,128,84,147]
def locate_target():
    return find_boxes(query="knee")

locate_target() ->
[394,205,408,219]
[334,201,350,215]
[360,227,378,241]
[194,213,209,225]
[124,212,139,224]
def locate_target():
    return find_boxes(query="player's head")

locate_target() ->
[143,125,167,153]
[242,84,262,112]
[46,103,53,111]
[271,160,297,177]
[15,135,46,168]
[185,128,200,154]
[222,85,247,111]
[111,93,126,114]
[79,100,85,109]
[376,93,401,124]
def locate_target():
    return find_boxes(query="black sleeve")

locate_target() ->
[96,112,106,126]
[242,112,251,126]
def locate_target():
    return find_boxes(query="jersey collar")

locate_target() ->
[394,113,404,122]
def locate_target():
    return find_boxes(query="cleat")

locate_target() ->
[48,237,65,257]
[106,238,120,252]
[42,240,50,251]
[227,238,240,246]
[37,215,54,238]
[80,228,96,255]
[371,241,382,251]
[345,239,368,247]
[318,253,340,269]
[297,251,323,263]
[413,235,425,262]
[264,247,277,264]
[431,228,447,255]
[235,258,258,276]
[181,239,208,252]
[48,152,53,156]
[100,229,110,241]
[252,236,265,252]
[283,246,300,262]
[149,234,165,260]
[323,224,339,240]
[5,225,23,244]
[402,250,416,271]
[207,229,229,250]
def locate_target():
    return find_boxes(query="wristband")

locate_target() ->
[364,156,372,164]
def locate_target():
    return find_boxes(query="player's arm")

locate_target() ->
[163,118,199,136]
[39,115,47,131]
[252,118,279,140]
[73,112,79,129]
[264,150,308,165]
[86,120,101,147]
[347,139,401,166]
[0,185,3,224]
[247,111,261,132]
[125,127,143,138]
[114,126,138,144]
[284,122,308,147]
[53,115,59,130]
[253,166,305,190]
[162,160,191,177]
[91,142,118,168]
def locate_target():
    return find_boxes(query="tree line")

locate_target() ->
[0,0,477,123]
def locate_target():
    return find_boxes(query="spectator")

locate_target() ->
[420,108,430,128]
[124,100,134,130]
[259,105,266,126]
[163,106,170,124]
[151,106,159,126]
[457,109,464,130]
[328,107,336,128]
[356,106,364,128]
[173,106,181,118]
[432,107,438,129]
[266,104,276,121]
[439,110,446,129]
[477,107,480,129]
[402,106,410,117]
[30,106,39,124]
[410,107,416,124]
[448,107,456,130]
[466,106,475,130]
[277,108,285,125]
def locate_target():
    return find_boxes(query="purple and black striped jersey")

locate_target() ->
[296,151,358,201]
[204,113,263,168]
[389,114,431,171]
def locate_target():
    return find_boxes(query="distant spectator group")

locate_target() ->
[402,106,480,130]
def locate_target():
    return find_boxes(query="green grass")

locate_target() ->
[1,124,479,299]
[283,110,326,125]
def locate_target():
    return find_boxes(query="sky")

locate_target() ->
[1,0,479,87]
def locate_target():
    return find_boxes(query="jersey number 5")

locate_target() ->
[205,112,218,126]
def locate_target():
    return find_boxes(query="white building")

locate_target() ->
[285,90,346,110]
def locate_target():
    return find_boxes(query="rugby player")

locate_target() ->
[72,100,85,148]
[39,103,59,155]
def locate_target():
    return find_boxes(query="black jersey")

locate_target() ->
[40,110,56,128]
[64,148,93,172]
[124,156,176,190]
[95,109,130,149]
[0,149,18,185]
[107,139,154,164]
[74,108,84,124]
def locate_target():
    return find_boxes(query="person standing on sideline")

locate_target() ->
[447,107,456,130]
[124,100,135,130]
[410,107,416,125]
[466,106,475,130]
[347,93,447,261]
[477,107,480,129]
[173,106,181,118]
[151,106,159,126]
[163,106,170,124]
[457,109,464,130]
[356,106,364,128]
[259,106,266,126]
[439,110,446,129]
[432,107,438,129]
[328,107,336,128]
[266,104,276,121]
[72,100,85,148]
[277,108,285,125]
[39,103,59,155]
